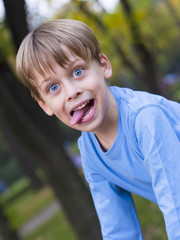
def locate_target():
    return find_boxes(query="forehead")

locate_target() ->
[32,46,83,82]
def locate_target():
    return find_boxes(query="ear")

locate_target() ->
[99,53,112,79]
[37,99,54,116]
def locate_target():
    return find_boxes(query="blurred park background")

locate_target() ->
[0,0,180,239]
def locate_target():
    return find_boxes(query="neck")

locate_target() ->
[94,90,118,151]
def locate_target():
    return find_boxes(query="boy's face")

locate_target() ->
[36,48,112,134]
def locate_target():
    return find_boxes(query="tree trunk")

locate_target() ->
[76,0,141,80]
[2,0,28,49]
[0,62,44,190]
[2,0,102,239]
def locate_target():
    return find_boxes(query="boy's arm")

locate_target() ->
[79,140,143,240]
[135,106,180,240]
[87,176,143,239]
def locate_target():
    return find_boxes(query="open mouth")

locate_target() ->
[70,99,95,125]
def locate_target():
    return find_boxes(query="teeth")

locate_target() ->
[74,101,89,112]
[82,105,93,120]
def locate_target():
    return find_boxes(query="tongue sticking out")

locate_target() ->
[70,108,86,126]
[70,102,93,126]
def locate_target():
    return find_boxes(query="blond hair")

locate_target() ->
[16,19,102,100]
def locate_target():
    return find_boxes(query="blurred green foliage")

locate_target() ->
[53,0,180,95]
[2,182,54,229]
[0,178,30,205]
[0,21,15,62]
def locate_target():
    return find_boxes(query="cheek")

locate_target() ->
[87,78,107,94]
[54,104,69,122]
[47,101,63,118]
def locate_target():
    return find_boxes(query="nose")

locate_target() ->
[65,81,82,101]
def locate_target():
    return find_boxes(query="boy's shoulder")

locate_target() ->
[110,86,167,111]
[110,86,180,117]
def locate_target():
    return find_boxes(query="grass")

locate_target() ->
[26,211,78,240]
[1,178,78,240]
[12,187,54,228]
[1,178,169,240]
[2,180,55,229]
[134,194,168,240]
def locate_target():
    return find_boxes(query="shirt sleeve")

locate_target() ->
[81,154,143,240]
[135,105,180,240]
[89,179,143,240]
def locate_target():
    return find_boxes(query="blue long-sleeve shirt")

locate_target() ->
[78,86,180,240]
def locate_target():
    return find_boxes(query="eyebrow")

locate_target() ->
[39,58,86,88]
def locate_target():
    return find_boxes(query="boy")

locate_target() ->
[16,19,180,240]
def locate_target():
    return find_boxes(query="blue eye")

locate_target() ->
[73,68,83,77]
[49,83,59,92]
